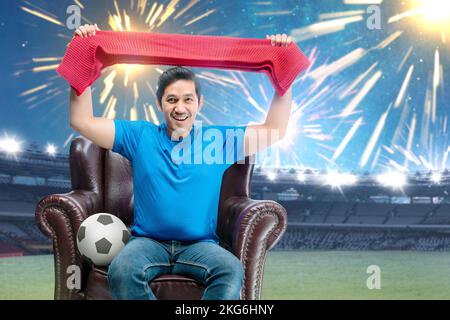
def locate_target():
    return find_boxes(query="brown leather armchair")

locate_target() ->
[35,136,287,300]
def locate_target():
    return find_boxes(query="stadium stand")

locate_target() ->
[274,198,450,250]
[434,204,450,216]
[0,243,23,258]
[0,201,37,216]
[0,170,63,256]
[0,219,52,256]
[1,146,450,255]
[0,222,30,238]
[354,203,395,216]
[274,227,450,251]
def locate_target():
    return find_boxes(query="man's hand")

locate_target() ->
[74,23,100,38]
[242,34,294,157]
[266,33,292,47]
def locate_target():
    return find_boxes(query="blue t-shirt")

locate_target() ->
[112,120,247,244]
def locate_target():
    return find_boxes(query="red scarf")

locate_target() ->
[57,30,310,96]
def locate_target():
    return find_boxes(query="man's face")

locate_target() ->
[156,79,203,138]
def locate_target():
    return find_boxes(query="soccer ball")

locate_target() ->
[76,213,131,266]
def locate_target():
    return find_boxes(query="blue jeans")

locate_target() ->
[107,236,244,300]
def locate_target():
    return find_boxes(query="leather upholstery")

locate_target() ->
[35,136,287,300]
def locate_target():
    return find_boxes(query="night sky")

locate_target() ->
[0,0,449,174]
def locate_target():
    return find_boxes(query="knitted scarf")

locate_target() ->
[56,30,310,96]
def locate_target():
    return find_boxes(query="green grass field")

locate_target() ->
[1,250,450,299]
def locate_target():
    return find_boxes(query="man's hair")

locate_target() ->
[156,66,201,106]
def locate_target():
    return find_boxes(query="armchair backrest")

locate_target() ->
[70,137,255,229]
[104,150,134,226]
[218,157,254,202]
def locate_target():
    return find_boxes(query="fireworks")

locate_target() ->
[11,0,449,174]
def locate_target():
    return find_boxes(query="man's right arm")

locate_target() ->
[69,86,115,150]
[68,23,114,150]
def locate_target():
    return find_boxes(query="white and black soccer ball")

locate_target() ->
[76,213,131,266]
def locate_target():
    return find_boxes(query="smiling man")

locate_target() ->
[70,24,294,300]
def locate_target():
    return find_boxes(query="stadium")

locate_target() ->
[1,142,450,299]
[2,0,450,301]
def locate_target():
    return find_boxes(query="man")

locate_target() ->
[70,24,293,300]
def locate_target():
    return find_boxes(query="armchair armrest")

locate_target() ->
[35,189,102,300]
[218,196,287,299]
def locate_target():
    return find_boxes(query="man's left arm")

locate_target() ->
[244,33,293,157]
